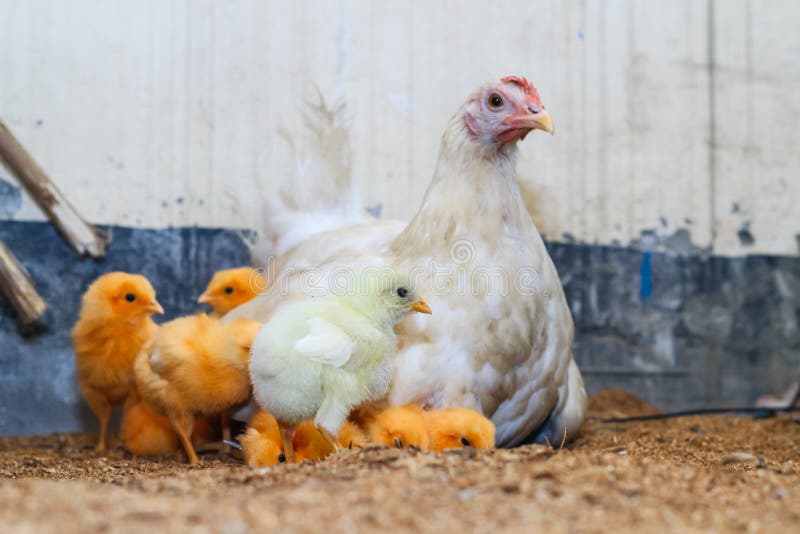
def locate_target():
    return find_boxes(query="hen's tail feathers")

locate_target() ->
[245,89,371,266]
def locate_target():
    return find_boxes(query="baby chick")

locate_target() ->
[423,407,496,451]
[197,267,265,317]
[134,314,261,464]
[249,270,431,461]
[293,420,368,463]
[120,394,179,457]
[240,411,286,468]
[72,272,164,451]
[240,414,366,467]
[364,405,430,450]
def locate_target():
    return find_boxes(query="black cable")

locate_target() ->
[594,403,800,423]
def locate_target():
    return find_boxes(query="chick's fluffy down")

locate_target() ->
[250,298,394,433]
[120,396,179,456]
[135,314,261,416]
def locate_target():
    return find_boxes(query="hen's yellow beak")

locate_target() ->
[531,110,555,135]
[411,298,432,315]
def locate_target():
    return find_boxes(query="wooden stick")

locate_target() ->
[0,120,108,257]
[0,240,46,324]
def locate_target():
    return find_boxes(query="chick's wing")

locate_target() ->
[293,317,356,367]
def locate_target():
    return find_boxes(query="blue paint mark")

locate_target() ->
[365,204,383,219]
[640,251,652,299]
[577,31,585,41]
[35,119,43,127]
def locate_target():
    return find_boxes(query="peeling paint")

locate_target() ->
[0,177,22,218]
[630,228,709,257]
[738,222,755,246]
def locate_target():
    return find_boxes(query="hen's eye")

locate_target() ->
[487,93,503,109]
[125,293,136,303]
[393,437,404,449]
[278,453,286,463]
[224,286,234,295]
[397,287,408,298]
[460,437,471,447]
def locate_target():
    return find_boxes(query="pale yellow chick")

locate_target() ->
[197,267,265,317]
[423,407,496,451]
[134,313,261,464]
[249,270,431,461]
[72,272,164,451]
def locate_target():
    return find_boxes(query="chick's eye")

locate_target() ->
[224,286,234,295]
[487,93,503,109]
[125,293,136,303]
[460,437,472,447]
[397,287,408,298]
[393,437,404,449]
[278,453,286,463]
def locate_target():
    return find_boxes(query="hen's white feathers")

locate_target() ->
[247,92,372,264]
[236,81,586,446]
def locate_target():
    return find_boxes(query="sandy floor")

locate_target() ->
[1,389,798,533]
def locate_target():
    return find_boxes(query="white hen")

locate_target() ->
[232,76,586,447]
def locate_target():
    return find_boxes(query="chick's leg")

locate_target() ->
[319,428,342,453]
[281,426,296,463]
[315,396,349,454]
[169,411,198,465]
[220,412,232,455]
[81,385,112,452]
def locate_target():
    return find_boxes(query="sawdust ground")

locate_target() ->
[1,389,798,533]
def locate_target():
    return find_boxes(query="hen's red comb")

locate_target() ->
[501,76,542,108]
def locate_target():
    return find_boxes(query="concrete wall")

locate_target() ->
[1,0,799,436]
[1,0,798,255]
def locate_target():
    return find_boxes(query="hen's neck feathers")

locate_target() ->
[391,112,535,257]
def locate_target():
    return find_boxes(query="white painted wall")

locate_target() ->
[0,0,798,256]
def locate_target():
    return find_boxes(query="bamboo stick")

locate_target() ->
[0,120,108,257]
[0,240,46,324]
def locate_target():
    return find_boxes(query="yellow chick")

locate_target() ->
[240,414,366,467]
[240,411,286,468]
[423,407,496,451]
[249,270,431,461]
[72,272,164,451]
[134,313,261,464]
[363,405,430,450]
[197,267,265,317]
[293,420,368,463]
[120,394,179,457]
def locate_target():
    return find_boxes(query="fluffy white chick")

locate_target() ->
[249,269,431,460]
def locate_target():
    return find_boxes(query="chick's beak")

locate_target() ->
[197,292,212,304]
[411,298,432,315]
[147,300,165,315]
[503,109,555,136]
